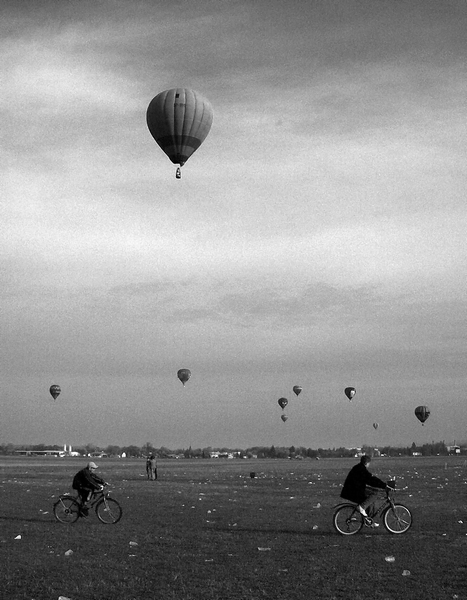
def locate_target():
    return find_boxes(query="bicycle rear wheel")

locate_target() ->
[383,504,412,534]
[95,497,122,524]
[54,496,80,523]
[333,505,364,535]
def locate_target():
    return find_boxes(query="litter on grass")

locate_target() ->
[129,541,138,546]
[385,556,395,562]
[64,550,73,556]
[14,535,21,540]
[258,547,271,551]
[402,570,411,576]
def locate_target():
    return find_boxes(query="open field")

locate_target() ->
[1,455,466,600]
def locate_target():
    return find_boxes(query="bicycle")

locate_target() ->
[53,485,122,524]
[333,481,412,535]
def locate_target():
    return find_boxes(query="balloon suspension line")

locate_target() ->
[176,167,182,179]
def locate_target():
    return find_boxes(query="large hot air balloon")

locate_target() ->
[177,369,191,386]
[147,88,213,178]
[281,414,288,422]
[344,387,356,401]
[293,385,302,397]
[278,397,288,410]
[49,384,61,400]
[373,422,379,430]
[415,405,430,425]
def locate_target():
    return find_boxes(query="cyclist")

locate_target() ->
[340,455,389,524]
[72,461,107,515]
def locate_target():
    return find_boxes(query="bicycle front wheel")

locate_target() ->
[383,504,412,534]
[95,497,122,524]
[54,496,80,524]
[333,505,364,535]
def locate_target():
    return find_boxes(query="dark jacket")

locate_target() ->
[340,462,386,504]
[72,467,105,491]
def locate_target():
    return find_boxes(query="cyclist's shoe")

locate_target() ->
[364,517,379,528]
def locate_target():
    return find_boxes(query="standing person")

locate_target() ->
[72,461,107,515]
[146,454,158,480]
[340,455,388,522]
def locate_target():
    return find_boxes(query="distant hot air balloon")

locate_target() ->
[177,369,191,386]
[373,422,379,430]
[293,385,302,397]
[415,405,430,425]
[49,385,61,400]
[278,397,288,410]
[147,88,213,178]
[281,414,288,422]
[344,387,356,401]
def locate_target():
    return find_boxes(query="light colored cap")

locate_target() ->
[87,461,98,469]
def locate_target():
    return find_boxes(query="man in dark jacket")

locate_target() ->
[340,455,388,518]
[72,462,106,513]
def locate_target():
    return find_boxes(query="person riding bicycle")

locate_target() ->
[72,462,107,515]
[340,455,389,523]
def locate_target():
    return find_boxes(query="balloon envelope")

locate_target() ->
[281,414,288,422]
[147,88,213,167]
[344,387,356,400]
[278,397,288,410]
[373,422,378,430]
[293,385,302,396]
[415,405,430,424]
[49,385,61,400]
[177,369,191,386]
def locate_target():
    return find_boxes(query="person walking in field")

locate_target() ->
[146,454,158,480]
[72,461,107,515]
[340,455,388,525]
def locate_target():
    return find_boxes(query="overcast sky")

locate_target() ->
[1,0,466,450]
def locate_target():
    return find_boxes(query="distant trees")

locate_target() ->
[142,442,155,457]
[0,440,456,457]
[121,445,143,458]
[104,445,122,457]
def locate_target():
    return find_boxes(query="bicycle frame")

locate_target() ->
[83,488,111,508]
[333,486,412,535]
[54,485,122,524]
[333,488,394,521]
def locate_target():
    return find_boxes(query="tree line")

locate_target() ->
[0,440,462,457]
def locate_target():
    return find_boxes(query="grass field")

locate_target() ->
[1,455,466,600]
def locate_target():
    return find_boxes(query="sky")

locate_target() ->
[1,0,466,450]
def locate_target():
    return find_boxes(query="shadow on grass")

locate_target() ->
[214,525,335,536]
[0,515,56,524]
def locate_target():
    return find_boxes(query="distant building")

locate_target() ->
[15,449,65,457]
[209,451,235,459]
[14,444,80,457]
